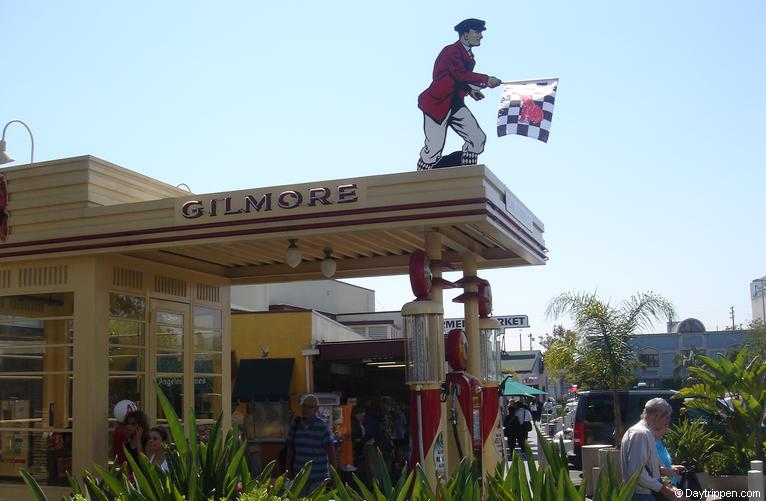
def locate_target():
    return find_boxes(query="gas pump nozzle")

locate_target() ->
[449,382,465,460]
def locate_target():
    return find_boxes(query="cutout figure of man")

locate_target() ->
[417,18,501,170]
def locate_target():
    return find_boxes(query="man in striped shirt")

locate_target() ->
[285,394,336,491]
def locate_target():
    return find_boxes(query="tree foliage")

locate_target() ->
[674,347,766,469]
[540,326,576,378]
[546,290,675,446]
[672,347,707,386]
[744,319,766,360]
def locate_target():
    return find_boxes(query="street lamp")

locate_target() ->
[0,119,35,165]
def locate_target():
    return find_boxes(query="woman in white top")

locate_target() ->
[146,426,170,472]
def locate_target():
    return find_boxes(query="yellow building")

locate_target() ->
[231,309,366,415]
[0,155,545,500]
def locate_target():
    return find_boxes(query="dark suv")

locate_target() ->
[570,390,682,468]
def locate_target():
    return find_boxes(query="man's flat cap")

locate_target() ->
[454,18,486,34]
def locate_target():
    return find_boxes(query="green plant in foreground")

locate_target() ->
[23,397,642,500]
[675,346,766,471]
[22,382,326,500]
[664,419,721,472]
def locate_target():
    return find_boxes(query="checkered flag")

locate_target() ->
[497,78,558,143]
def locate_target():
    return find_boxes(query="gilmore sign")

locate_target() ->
[444,315,529,332]
[174,181,365,223]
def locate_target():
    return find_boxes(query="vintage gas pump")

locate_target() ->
[477,281,506,474]
[402,251,447,484]
[444,328,482,470]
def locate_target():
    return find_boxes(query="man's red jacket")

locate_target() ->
[418,42,489,124]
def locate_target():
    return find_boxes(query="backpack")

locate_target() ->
[522,410,532,432]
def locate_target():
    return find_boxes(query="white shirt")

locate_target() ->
[620,420,663,494]
[514,407,532,424]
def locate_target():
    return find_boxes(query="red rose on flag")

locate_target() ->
[519,96,543,125]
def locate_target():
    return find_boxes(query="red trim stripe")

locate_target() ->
[0,198,487,250]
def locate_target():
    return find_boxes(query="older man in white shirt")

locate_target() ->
[620,398,684,501]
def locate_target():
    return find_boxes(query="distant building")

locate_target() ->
[232,281,403,340]
[632,318,746,388]
[501,350,547,393]
[539,317,749,394]
[751,276,766,325]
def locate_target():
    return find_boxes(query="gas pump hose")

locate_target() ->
[415,385,425,464]
[449,383,465,460]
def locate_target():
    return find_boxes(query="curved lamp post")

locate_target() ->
[0,119,35,165]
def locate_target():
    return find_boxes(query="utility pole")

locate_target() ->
[519,329,522,351]
[528,332,533,350]
[730,306,736,331]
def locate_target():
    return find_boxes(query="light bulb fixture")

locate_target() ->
[285,239,302,268]
[1,119,35,165]
[320,247,337,278]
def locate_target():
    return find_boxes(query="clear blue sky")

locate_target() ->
[3,1,764,348]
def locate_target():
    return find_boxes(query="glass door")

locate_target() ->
[149,300,189,426]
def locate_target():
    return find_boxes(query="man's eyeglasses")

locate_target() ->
[301,404,317,409]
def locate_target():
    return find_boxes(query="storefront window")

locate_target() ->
[108,293,146,449]
[0,292,74,485]
[154,306,185,424]
[193,307,222,422]
[156,376,184,423]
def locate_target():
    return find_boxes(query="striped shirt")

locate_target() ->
[286,416,333,487]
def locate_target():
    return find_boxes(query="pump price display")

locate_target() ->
[444,315,529,331]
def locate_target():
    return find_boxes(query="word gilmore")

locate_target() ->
[181,183,359,219]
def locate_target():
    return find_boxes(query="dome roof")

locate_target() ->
[674,318,706,333]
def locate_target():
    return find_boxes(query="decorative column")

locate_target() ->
[461,252,481,379]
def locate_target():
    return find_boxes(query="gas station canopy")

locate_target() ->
[1,156,546,283]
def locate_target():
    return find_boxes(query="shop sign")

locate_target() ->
[175,180,365,223]
[443,315,529,332]
[157,377,209,385]
[157,377,182,386]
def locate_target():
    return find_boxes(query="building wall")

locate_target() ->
[335,311,403,339]
[632,330,746,384]
[267,280,374,313]
[231,311,364,415]
[751,277,766,325]
[230,284,269,311]
[232,311,313,416]
[0,255,230,501]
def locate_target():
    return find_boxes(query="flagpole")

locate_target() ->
[500,77,558,85]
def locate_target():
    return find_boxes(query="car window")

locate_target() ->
[626,393,681,424]
[584,394,628,422]
[579,392,680,424]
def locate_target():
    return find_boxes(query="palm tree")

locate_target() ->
[546,290,675,447]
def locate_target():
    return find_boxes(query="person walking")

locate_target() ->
[620,398,684,501]
[542,398,554,423]
[529,399,539,422]
[515,401,533,451]
[416,18,501,170]
[285,394,337,492]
